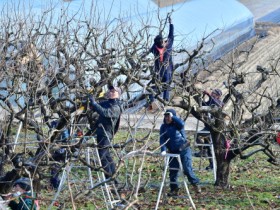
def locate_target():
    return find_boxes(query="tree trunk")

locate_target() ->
[211,111,232,188]
[213,129,231,188]
[215,153,231,187]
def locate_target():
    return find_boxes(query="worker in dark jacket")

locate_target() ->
[199,88,224,130]
[202,89,224,108]
[194,88,224,170]
[89,86,123,179]
[149,17,174,102]
[6,177,39,210]
[160,109,201,196]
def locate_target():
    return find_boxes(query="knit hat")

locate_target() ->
[154,34,163,47]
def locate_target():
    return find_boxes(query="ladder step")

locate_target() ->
[194,144,213,146]
[193,156,213,159]
[197,131,211,134]
[168,167,180,170]
[106,200,121,205]
[193,168,214,171]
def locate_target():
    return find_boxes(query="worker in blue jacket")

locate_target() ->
[89,86,123,179]
[160,109,201,196]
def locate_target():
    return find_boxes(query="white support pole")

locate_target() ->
[178,156,196,210]
[209,136,217,181]
[48,163,71,210]
[13,121,23,152]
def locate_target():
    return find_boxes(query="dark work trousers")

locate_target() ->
[169,147,200,190]
[161,71,171,101]
[148,71,171,103]
[97,135,116,179]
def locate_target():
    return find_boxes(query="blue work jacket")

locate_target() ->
[160,116,188,153]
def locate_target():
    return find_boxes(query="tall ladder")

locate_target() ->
[193,118,217,181]
[155,153,196,210]
[48,135,121,210]
[48,136,94,209]
[89,137,122,209]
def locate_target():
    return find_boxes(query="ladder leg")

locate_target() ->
[86,147,94,188]
[178,156,196,210]
[13,121,23,152]
[209,135,217,181]
[194,126,217,182]
[48,164,70,210]
[92,151,110,210]
[134,113,146,135]
[155,156,169,210]
[94,146,113,210]
[93,143,121,209]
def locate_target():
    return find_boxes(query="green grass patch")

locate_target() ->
[8,130,280,209]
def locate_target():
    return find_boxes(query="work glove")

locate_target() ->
[161,151,167,156]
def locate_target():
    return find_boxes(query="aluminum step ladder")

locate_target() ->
[48,144,95,209]
[48,144,121,210]
[193,119,217,181]
[155,153,196,210]
[89,138,122,210]
[69,121,122,209]
[48,134,121,209]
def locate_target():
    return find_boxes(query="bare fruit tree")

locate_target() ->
[0,1,279,209]
[170,36,280,187]
[0,1,182,208]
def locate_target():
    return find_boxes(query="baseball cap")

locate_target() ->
[164,109,176,116]
[109,86,122,96]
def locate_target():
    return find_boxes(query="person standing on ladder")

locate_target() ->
[146,16,174,109]
[194,88,224,170]
[160,109,201,196]
[89,85,123,181]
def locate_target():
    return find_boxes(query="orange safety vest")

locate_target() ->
[156,46,165,62]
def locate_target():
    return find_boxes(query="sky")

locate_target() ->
[0,0,254,49]
[0,0,256,98]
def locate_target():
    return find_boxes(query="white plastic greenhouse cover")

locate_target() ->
[0,0,254,58]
